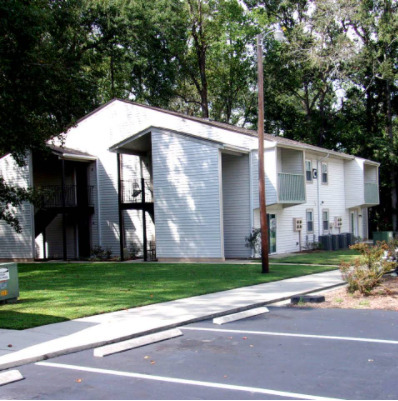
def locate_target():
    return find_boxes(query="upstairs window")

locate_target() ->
[306,209,314,233]
[305,160,312,182]
[321,162,328,184]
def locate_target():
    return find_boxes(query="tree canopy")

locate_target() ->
[1,0,397,232]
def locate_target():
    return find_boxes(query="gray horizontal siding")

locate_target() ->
[222,154,251,258]
[0,155,34,259]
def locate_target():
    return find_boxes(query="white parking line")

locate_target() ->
[182,327,398,345]
[36,361,342,401]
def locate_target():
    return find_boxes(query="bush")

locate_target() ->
[129,243,141,259]
[385,239,398,267]
[339,242,395,295]
[90,245,113,261]
[245,228,261,255]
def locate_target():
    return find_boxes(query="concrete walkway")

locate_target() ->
[0,269,344,371]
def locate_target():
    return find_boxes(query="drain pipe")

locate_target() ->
[317,153,330,237]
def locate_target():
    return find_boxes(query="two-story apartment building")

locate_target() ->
[0,99,380,261]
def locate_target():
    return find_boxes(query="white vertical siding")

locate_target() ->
[279,148,303,174]
[151,129,223,259]
[251,148,278,209]
[0,155,34,260]
[345,159,365,209]
[364,164,378,183]
[57,101,260,258]
[252,154,351,255]
[274,155,350,254]
[222,153,251,258]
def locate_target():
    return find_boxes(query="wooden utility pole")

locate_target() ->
[257,34,269,273]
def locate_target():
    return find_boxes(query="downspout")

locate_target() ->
[317,153,330,236]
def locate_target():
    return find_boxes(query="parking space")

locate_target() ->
[2,307,398,400]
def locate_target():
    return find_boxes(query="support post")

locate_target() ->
[61,158,67,261]
[43,227,47,260]
[257,34,269,273]
[142,178,148,262]
[117,153,125,261]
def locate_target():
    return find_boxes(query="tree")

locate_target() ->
[339,0,398,231]
[0,0,99,230]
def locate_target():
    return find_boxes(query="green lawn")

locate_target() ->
[269,249,360,265]
[1,262,338,330]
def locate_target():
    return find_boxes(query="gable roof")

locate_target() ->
[78,98,374,163]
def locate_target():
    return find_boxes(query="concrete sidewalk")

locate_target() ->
[0,269,344,371]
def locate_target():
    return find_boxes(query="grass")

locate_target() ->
[269,249,360,265]
[0,262,338,330]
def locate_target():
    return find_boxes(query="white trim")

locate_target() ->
[60,154,97,161]
[322,209,330,234]
[306,208,314,234]
[305,159,313,183]
[321,162,328,185]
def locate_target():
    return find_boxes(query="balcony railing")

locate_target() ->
[121,179,153,204]
[364,182,379,205]
[278,173,306,203]
[38,185,94,208]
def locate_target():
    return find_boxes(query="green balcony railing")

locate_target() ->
[364,182,379,205]
[278,173,306,203]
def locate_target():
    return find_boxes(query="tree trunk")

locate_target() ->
[386,80,398,231]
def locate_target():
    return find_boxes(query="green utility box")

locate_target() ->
[373,231,394,244]
[0,263,19,304]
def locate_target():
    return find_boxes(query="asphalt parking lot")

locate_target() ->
[1,306,398,400]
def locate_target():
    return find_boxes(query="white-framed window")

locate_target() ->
[322,209,329,232]
[321,162,328,184]
[306,209,314,233]
[305,160,312,182]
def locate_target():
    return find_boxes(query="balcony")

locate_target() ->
[38,185,95,208]
[364,182,379,205]
[121,179,153,204]
[277,173,306,204]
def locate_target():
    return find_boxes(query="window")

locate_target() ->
[306,209,314,233]
[322,210,329,232]
[321,162,328,184]
[305,160,312,182]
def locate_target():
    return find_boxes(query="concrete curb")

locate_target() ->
[0,370,24,386]
[94,329,183,357]
[213,307,269,325]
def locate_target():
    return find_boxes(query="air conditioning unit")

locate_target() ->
[293,218,303,232]
[334,216,343,228]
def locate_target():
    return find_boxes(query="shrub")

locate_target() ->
[339,242,395,295]
[90,245,113,261]
[385,239,398,268]
[129,243,141,259]
[245,228,261,255]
